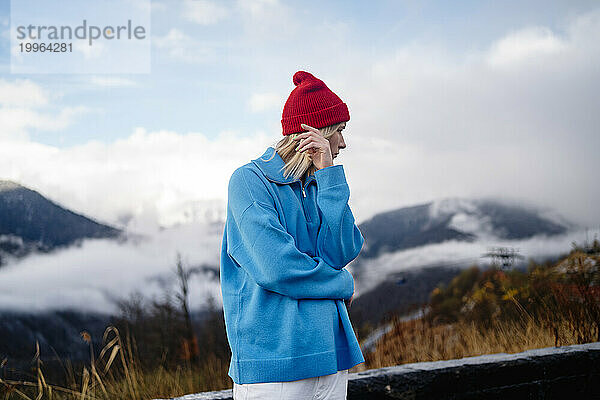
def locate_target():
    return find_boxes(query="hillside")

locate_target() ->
[0,180,122,264]
[356,197,572,260]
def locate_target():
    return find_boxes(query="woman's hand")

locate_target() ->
[294,123,334,170]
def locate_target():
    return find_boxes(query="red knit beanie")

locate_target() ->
[281,71,350,136]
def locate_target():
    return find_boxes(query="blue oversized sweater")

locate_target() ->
[219,146,365,384]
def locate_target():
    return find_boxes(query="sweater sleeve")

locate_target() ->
[225,168,355,300]
[314,164,365,270]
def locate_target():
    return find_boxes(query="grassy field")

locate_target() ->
[365,317,583,369]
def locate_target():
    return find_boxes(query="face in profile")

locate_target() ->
[328,122,347,159]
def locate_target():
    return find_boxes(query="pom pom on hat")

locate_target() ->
[292,71,314,86]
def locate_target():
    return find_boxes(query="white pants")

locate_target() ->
[233,369,348,400]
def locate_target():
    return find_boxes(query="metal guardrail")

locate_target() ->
[154,342,600,400]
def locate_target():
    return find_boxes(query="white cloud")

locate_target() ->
[0,79,49,107]
[182,0,230,25]
[0,126,276,230]
[328,8,600,229]
[0,78,269,229]
[486,26,567,68]
[248,92,282,112]
[153,28,214,64]
[0,222,225,314]
[0,106,89,139]
[0,79,90,140]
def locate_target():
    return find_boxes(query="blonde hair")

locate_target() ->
[264,122,346,182]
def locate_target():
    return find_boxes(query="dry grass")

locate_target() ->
[365,316,582,369]
[0,317,590,398]
[0,326,231,400]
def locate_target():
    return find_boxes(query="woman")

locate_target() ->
[220,70,365,399]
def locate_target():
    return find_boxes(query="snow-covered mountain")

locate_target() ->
[357,197,574,260]
[0,180,122,265]
[348,197,583,327]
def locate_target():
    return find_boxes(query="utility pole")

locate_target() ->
[482,247,525,270]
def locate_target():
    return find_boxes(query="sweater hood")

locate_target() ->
[251,146,315,186]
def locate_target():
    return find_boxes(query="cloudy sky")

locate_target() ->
[1,0,599,231]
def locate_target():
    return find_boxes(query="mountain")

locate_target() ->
[356,197,573,260]
[349,265,462,334]
[0,180,122,264]
[348,197,576,333]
